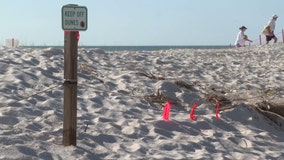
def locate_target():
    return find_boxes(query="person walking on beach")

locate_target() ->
[235,26,253,47]
[264,14,278,44]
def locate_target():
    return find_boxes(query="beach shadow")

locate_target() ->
[38,152,53,160]
[0,62,9,74]
[93,134,117,146]
[154,120,186,138]
[75,145,110,160]
[37,68,61,81]
[79,133,117,147]
[17,146,37,157]
[22,57,40,66]
[26,122,43,132]
[179,120,212,135]
[0,116,19,125]
[212,118,239,132]
[42,48,63,57]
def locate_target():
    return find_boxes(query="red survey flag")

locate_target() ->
[64,31,80,42]
[77,31,80,42]
[190,102,197,121]
[216,101,221,119]
[163,101,171,121]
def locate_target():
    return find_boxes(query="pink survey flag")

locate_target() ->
[215,101,221,119]
[163,101,171,121]
[190,102,197,121]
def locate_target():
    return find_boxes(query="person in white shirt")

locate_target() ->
[265,14,278,44]
[235,26,253,47]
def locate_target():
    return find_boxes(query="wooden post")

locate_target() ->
[12,38,14,47]
[259,35,262,45]
[63,31,78,146]
[282,29,284,43]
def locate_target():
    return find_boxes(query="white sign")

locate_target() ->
[5,38,19,48]
[62,5,87,31]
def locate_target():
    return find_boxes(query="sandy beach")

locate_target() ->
[0,44,284,160]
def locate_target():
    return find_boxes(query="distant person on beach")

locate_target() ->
[263,14,278,44]
[235,26,253,47]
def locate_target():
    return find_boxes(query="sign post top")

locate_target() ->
[62,5,88,31]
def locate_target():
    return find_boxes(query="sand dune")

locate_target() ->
[0,44,284,159]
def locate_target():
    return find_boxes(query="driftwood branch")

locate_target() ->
[136,71,165,80]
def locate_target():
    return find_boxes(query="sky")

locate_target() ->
[0,0,283,46]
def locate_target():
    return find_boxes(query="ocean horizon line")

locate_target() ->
[17,45,230,51]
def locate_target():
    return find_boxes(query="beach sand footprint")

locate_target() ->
[228,137,252,148]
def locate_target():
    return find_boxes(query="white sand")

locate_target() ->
[0,44,284,159]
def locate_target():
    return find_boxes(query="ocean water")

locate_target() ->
[81,45,229,51]
[22,45,229,51]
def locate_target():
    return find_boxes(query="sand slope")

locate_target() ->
[0,45,284,159]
